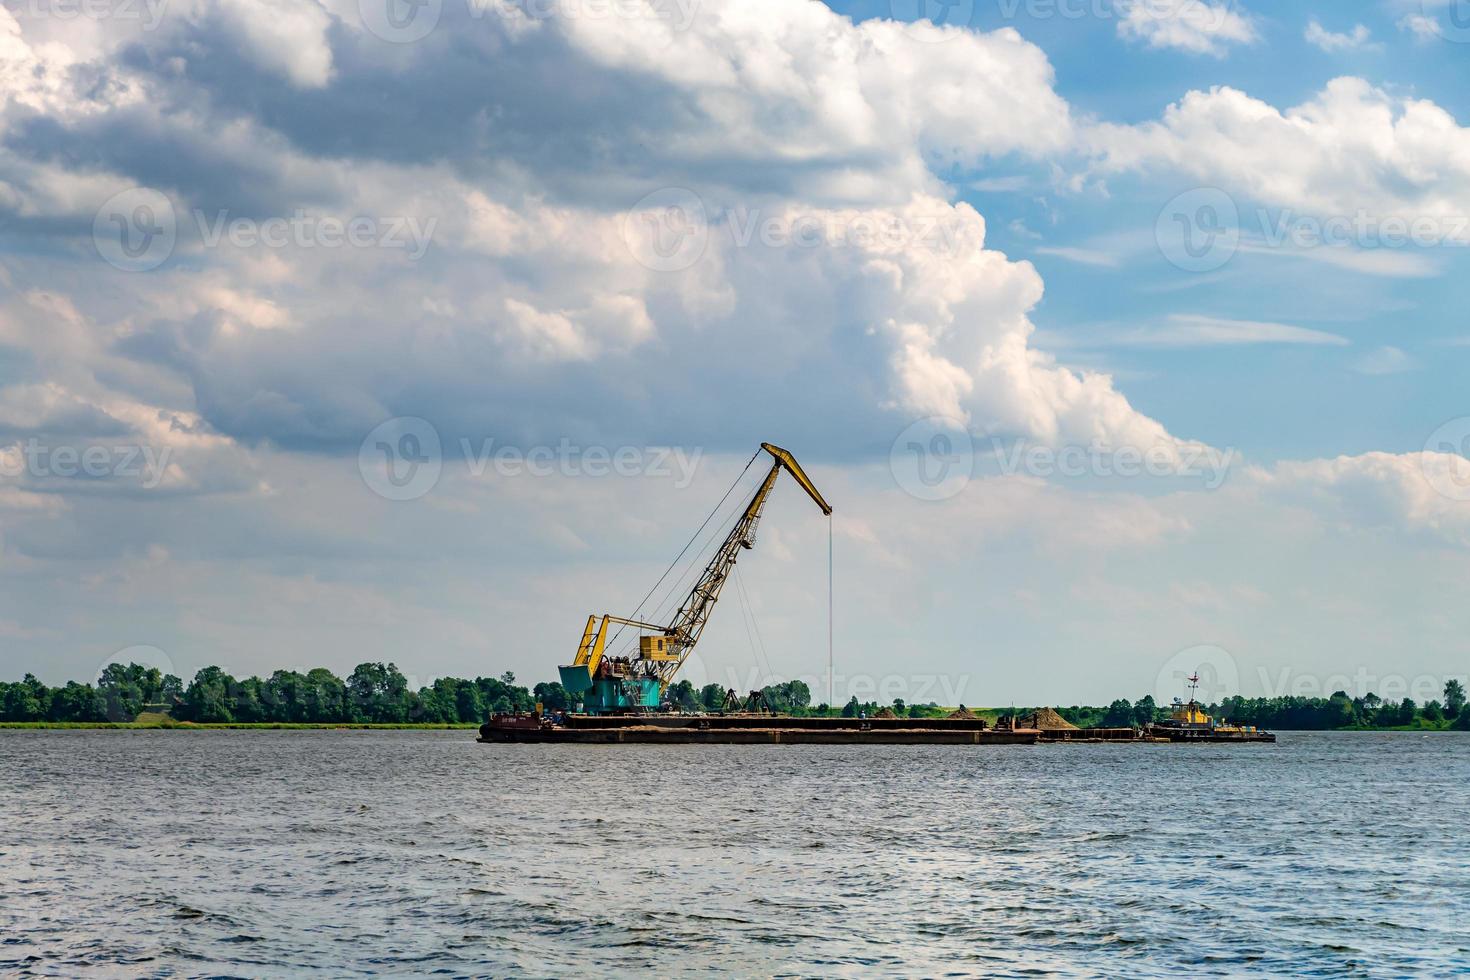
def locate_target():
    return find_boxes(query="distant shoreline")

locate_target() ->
[2,720,1463,733]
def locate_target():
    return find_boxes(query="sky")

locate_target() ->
[1,0,1469,707]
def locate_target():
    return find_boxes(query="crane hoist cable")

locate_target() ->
[732,562,773,688]
[635,456,770,631]
[607,449,760,654]
[641,480,753,636]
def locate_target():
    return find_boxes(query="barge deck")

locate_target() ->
[478,713,1277,745]
[479,714,1041,745]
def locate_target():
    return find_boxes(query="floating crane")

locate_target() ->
[558,443,832,714]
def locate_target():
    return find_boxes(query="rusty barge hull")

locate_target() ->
[478,714,1040,745]
[479,726,1040,744]
[477,715,1277,745]
[1145,727,1277,743]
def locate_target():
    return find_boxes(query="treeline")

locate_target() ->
[0,665,835,724]
[663,680,947,719]
[0,662,570,725]
[7,664,1469,730]
[664,679,818,714]
[1050,681,1470,731]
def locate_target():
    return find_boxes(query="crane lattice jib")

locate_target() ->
[647,443,832,692]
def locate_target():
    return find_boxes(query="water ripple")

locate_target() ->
[2,730,1468,976]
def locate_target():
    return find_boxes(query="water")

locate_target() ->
[2,731,1468,977]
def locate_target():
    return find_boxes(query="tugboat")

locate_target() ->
[1147,673,1276,743]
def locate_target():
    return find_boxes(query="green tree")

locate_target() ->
[1422,699,1444,723]
[182,666,235,723]
[97,663,160,722]
[1102,698,1134,727]
[1,675,47,721]
[841,696,861,718]
[303,668,347,722]
[759,680,812,714]
[1443,680,1465,719]
[263,670,309,723]
[666,679,699,711]
[533,681,570,712]
[347,663,411,723]
[415,677,458,723]
[1131,695,1157,726]
[475,673,533,715]
[1326,691,1356,728]
[698,683,727,711]
[1359,693,1382,725]
[1399,697,1418,726]
[47,681,104,721]
[230,676,267,722]
[452,679,486,721]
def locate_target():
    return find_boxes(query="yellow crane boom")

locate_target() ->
[558,443,831,713]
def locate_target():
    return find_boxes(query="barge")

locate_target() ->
[479,713,1041,745]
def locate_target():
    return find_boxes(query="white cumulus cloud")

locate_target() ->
[1115,0,1258,56]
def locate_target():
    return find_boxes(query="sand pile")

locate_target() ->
[947,707,978,720]
[873,707,898,719]
[1030,707,1079,731]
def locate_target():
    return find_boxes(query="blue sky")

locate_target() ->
[836,0,1470,463]
[1,0,1468,705]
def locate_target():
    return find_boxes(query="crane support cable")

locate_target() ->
[607,449,761,652]
[612,464,761,657]
[645,477,750,623]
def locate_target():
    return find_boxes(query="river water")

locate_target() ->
[2,730,1467,977]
